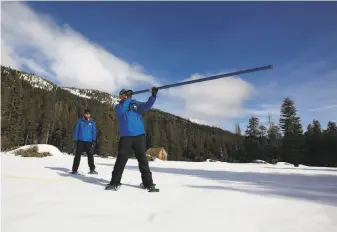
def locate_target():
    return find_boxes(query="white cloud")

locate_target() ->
[1,39,20,69]
[245,104,280,118]
[1,2,159,94]
[162,73,256,122]
[309,105,337,112]
[1,2,258,130]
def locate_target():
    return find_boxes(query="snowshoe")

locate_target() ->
[88,170,98,174]
[105,183,121,191]
[140,183,159,192]
[70,171,81,175]
[147,185,160,192]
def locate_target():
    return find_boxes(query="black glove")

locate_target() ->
[72,141,78,155]
[150,87,158,97]
[91,140,96,154]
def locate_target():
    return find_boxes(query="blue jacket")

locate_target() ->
[74,118,97,142]
[114,96,156,137]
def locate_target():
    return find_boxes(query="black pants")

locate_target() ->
[109,134,153,187]
[72,141,96,172]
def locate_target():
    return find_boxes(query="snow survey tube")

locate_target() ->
[131,64,273,95]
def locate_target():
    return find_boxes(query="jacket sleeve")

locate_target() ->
[138,96,156,113]
[114,98,132,116]
[74,120,79,141]
[92,121,97,141]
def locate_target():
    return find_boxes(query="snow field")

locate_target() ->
[1,145,337,232]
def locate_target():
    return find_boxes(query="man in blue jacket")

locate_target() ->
[71,109,98,174]
[105,87,159,192]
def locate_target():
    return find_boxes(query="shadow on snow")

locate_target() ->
[44,166,142,190]
[264,166,337,172]
[96,162,337,206]
[45,166,109,187]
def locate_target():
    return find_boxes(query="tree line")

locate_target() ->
[1,66,336,167]
[240,97,337,166]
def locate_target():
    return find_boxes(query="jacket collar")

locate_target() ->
[81,117,93,122]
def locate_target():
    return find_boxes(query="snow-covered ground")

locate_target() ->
[2,145,337,232]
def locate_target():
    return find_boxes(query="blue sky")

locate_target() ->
[2,1,337,132]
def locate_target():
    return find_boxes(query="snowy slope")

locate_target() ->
[62,87,120,105]
[1,66,120,105]
[20,73,55,91]
[2,145,337,232]
[62,87,92,99]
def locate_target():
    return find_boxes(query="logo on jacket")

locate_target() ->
[129,102,138,111]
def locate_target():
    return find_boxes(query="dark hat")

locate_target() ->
[84,109,91,114]
[119,89,133,97]
[119,89,127,95]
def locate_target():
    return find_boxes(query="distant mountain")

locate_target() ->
[2,66,120,106]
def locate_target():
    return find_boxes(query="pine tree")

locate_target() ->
[323,121,337,166]
[279,97,304,166]
[267,124,282,163]
[279,97,303,136]
[9,78,25,146]
[257,125,268,160]
[244,116,262,161]
[305,120,323,166]
[258,125,267,138]
[268,124,282,140]
[235,124,241,135]
[245,117,260,137]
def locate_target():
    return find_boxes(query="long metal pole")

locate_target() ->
[132,65,273,95]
